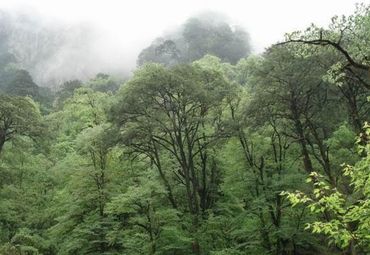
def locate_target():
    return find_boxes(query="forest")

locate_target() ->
[0,2,370,255]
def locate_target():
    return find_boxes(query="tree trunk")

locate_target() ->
[0,132,6,155]
[152,139,178,209]
[290,102,313,173]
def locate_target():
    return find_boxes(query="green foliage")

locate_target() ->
[284,126,370,252]
[54,80,82,110]
[86,73,120,93]
[2,69,39,98]
[1,4,370,255]
[0,95,43,154]
[107,172,192,255]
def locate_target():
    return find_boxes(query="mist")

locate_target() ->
[0,9,133,87]
[0,0,363,88]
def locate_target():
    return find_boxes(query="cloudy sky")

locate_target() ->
[0,0,368,70]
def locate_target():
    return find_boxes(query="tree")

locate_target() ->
[182,16,250,64]
[107,173,191,255]
[137,13,251,66]
[246,45,352,186]
[54,80,83,110]
[86,73,120,93]
[111,63,231,221]
[0,95,42,155]
[137,39,181,67]
[46,86,119,254]
[283,124,370,255]
[3,70,39,98]
[278,4,370,90]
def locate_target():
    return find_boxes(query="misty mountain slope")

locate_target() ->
[137,12,251,66]
[0,10,125,88]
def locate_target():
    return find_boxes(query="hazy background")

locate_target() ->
[0,0,367,86]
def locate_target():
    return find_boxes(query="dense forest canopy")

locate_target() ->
[0,2,370,255]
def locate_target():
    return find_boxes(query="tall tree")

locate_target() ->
[111,63,231,223]
[0,95,42,155]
